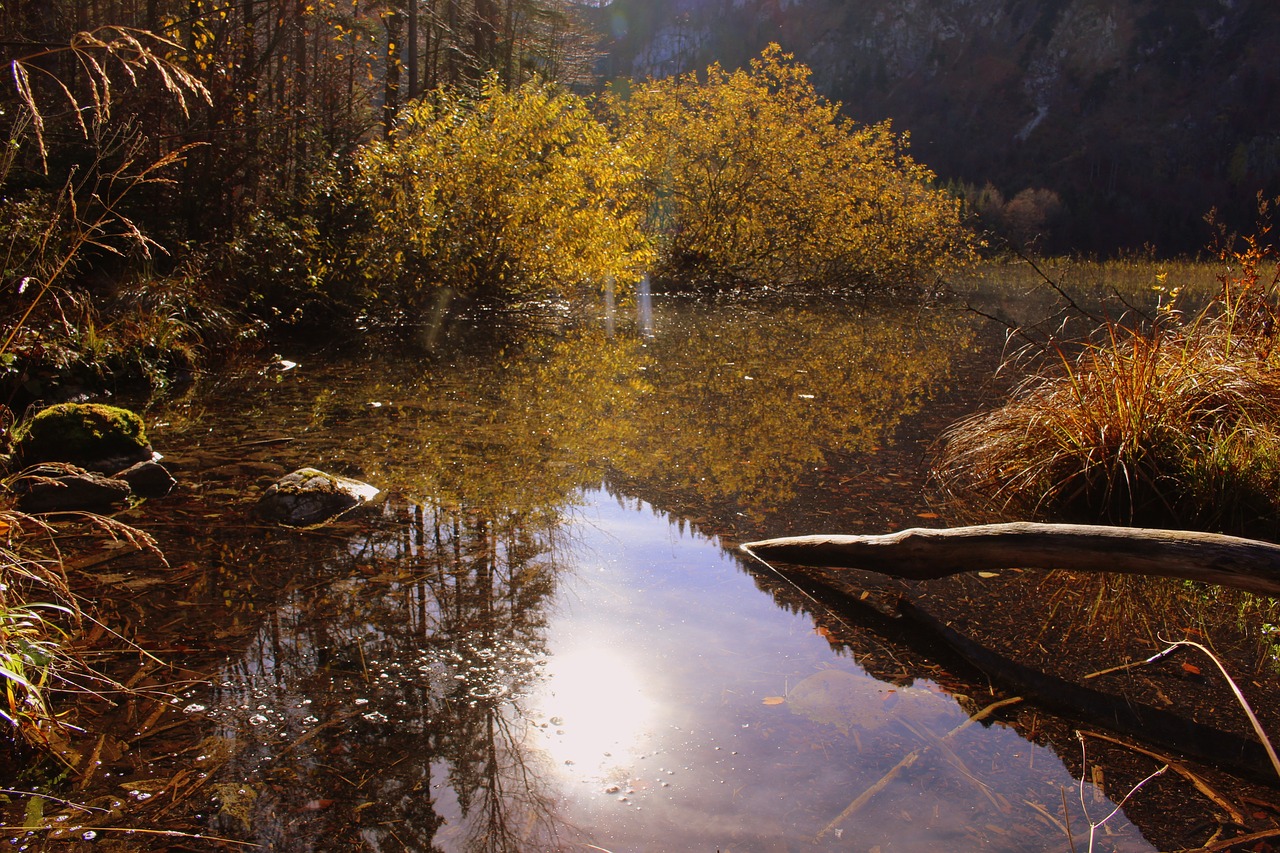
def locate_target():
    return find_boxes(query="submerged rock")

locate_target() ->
[14,403,154,473]
[255,467,380,527]
[783,670,949,735]
[13,463,133,513]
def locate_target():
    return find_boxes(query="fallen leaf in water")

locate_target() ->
[916,512,939,519]
[302,799,335,811]
[118,779,171,795]
[1182,662,1202,675]
[23,794,44,829]
[762,696,786,706]
[978,571,1000,578]
[213,783,258,830]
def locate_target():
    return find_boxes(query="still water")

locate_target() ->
[96,294,1159,850]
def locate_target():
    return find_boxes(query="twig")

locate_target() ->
[1080,644,1184,681]
[816,695,1023,839]
[899,717,1009,813]
[1062,786,1077,853]
[0,789,108,814]
[1199,827,1280,851]
[1015,247,1107,327]
[1077,729,1245,825]
[1093,765,1168,850]
[1160,638,1280,781]
[24,825,260,847]
[1023,798,1070,836]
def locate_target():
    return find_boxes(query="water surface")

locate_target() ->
[61,295,1162,850]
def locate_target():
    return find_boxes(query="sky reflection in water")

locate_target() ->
[529,492,1152,851]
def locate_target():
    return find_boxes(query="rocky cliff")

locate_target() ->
[598,0,1280,255]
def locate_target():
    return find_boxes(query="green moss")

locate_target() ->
[14,403,150,466]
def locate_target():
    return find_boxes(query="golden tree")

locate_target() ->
[354,76,653,309]
[613,45,976,291]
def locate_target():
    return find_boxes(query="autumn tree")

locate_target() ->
[352,77,653,313]
[612,45,976,292]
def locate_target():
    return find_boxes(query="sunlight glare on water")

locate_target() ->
[515,489,1157,852]
[534,646,659,776]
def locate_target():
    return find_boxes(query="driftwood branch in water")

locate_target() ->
[741,522,1280,597]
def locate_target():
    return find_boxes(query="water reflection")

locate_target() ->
[637,274,654,337]
[632,300,973,509]
[534,646,656,772]
[72,297,1159,849]
[190,489,1153,851]
[199,497,567,850]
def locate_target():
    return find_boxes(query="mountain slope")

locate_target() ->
[599,0,1280,254]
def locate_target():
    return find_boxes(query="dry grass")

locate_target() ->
[0,501,164,756]
[935,239,1280,538]
[0,510,80,750]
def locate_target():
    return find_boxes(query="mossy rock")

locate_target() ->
[14,403,153,472]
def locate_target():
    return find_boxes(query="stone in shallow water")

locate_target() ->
[14,463,132,513]
[255,467,380,527]
[784,669,949,735]
[112,459,176,497]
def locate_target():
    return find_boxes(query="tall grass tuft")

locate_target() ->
[935,223,1280,537]
[0,510,80,751]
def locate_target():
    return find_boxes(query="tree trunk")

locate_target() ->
[293,0,308,192]
[741,522,1280,597]
[407,0,419,100]
[383,1,403,138]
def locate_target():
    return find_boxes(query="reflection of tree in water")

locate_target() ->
[204,498,576,851]
[495,300,977,517]
[269,299,972,526]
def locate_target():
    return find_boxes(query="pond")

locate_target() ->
[8,288,1179,851]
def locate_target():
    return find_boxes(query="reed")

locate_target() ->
[935,236,1280,537]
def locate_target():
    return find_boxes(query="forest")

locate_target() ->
[0,0,971,404]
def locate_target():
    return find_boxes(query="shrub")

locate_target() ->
[351,76,653,313]
[611,44,977,292]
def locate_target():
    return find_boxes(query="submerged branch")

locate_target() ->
[741,522,1280,597]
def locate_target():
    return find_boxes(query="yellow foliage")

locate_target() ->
[354,77,653,307]
[612,45,976,291]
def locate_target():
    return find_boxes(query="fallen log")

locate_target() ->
[740,522,1280,597]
